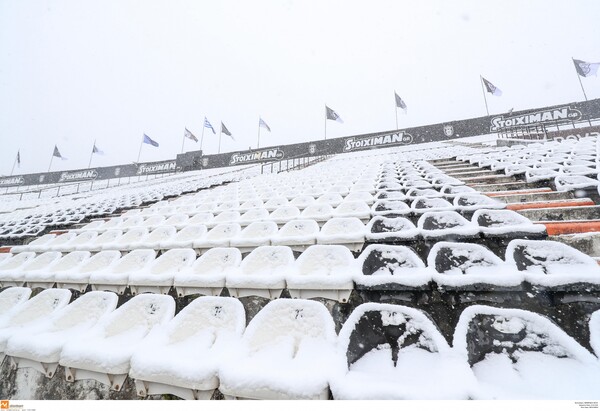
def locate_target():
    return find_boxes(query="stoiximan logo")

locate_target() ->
[229,149,284,165]
[137,161,177,175]
[58,169,98,182]
[0,176,24,187]
[490,106,581,131]
[343,133,413,151]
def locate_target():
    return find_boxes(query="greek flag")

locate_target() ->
[395,92,407,113]
[573,58,600,77]
[326,105,344,123]
[259,117,271,132]
[142,134,159,147]
[184,128,198,142]
[204,117,216,134]
[482,77,502,96]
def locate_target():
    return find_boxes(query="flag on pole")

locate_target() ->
[259,117,271,132]
[142,134,159,147]
[573,59,600,77]
[16,151,20,167]
[221,122,234,140]
[482,77,502,96]
[326,106,344,123]
[53,145,67,160]
[394,92,407,113]
[184,128,198,142]
[92,144,105,155]
[204,117,216,134]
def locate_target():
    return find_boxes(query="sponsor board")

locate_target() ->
[343,132,413,152]
[0,176,24,187]
[136,161,177,175]
[229,149,284,165]
[58,169,98,182]
[490,106,582,131]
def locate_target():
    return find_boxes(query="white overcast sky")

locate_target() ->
[1,0,600,175]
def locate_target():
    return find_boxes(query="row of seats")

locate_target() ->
[1,289,598,400]
[1,239,598,298]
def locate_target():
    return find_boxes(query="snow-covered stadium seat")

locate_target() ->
[453,194,506,212]
[9,233,56,253]
[159,224,207,250]
[330,303,475,400]
[506,239,600,288]
[473,209,546,239]
[129,248,197,295]
[101,227,149,251]
[1,251,63,288]
[428,242,523,289]
[207,211,240,228]
[0,289,72,364]
[0,287,32,322]
[264,196,289,211]
[0,252,37,285]
[287,245,357,303]
[317,217,367,252]
[59,294,175,391]
[75,229,123,252]
[299,203,335,225]
[316,193,344,207]
[230,221,279,253]
[130,225,177,250]
[129,296,246,400]
[271,219,320,251]
[25,251,91,289]
[174,248,242,297]
[454,306,600,399]
[55,250,122,292]
[185,212,214,227]
[219,299,336,400]
[239,208,270,225]
[418,211,480,241]
[51,231,99,252]
[371,200,411,217]
[5,291,118,378]
[89,249,156,294]
[226,246,294,299]
[31,232,77,253]
[334,201,371,223]
[366,216,420,243]
[269,206,301,225]
[354,244,432,290]
[193,223,242,251]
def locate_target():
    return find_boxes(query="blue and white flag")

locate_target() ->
[326,105,344,123]
[92,144,105,155]
[259,117,271,132]
[482,77,502,96]
[142,134,159,147]
[395,92,407,113]
[184,128,198,142]
[204,117,216,134]
[53,145,67,160]
[573,58,600,77]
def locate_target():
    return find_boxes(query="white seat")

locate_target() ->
[344,191,375,205]
[269,206,301,225]
[9,234,56,253]
[287,245,357,302]
[174,248,242,297]
[317,217,366,252]
[193,223,242,250]
[264,196,289,211]
[230,221,279,253]
[334,201,371,222]
[290,195,315,209]
[51,231,99,252]
[300,204,335,224]
[330,303,475,400]
[76,229,123,251]
[5,291,118,378]
[59,294,175,391]
[131,226,177,250]
[270,219,320,252]
[316,193,344,207]
[0,287,32,321]
[118,215,145,230]
[162,213,189,228]
[226,246,294,299]
[0,252,37,285]
[89,249,157,294]
[25,251,91,289]
[31,232,77,253]
[55,250,122,292]
[101,227,149,251]
[2,251,63,288]
[129,248,197,295]
[238,208,270,225]
[160,225,207,250]
[239,199,265,211]
[219,299,336,400]
[129,296,246,400]
[185,212,214,227]
[207,211,241,228]
[0,289,72,364]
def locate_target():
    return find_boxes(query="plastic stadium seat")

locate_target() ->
[505,239,600,288]
[290,195,316,209]
[418,211,480,241]
[226,246,294,299]
[428,242,523,289]
[287,245,357,303]
[366,216,420,244]
[2,251,63,288]
[0,287,32,321]
[454,306,600,399]
[473,209,546,239]
[55,250,122,292]
[0,289,72,364]
[219,299,337,400]
[230,221,279,253]
[129,296,246,400]
[371,200,411,216]
[185,212,214,227]
[193,223,242,251]
[264,196,290,211]
[174,248,241,297]
[31,232,77,253]
[317,217,367,252]
[0,252,37,285]
[89,249,157,294]
[270,219,320,251]
[51,231,99,252]
[239,199,265,211]
[76,229,123,252]
[5,291,118,378]
[316,193,344,207]
[130,226,177,250]
[207,211,241,228]
[300,204,335,224]
[330,303,475,400]
[129,248,197,295]
[453,194,506,212]
[25,251,91,289]
[59,294,175,391]
[160,225,207,250]
[269,206,301,225]
[9,233,56,253]
[101,227,149,251]
[354,244,432,290]
[162,213,190,228]
[238,208,270,225]
[410,197,455,214]
[555,175,599,192]
[334,201,372,222]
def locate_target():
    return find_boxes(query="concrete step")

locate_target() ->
[550,232,600,257]
[470,182,547,192]
[517,205,600,222]
[487,191,574,203]
[435,165,482,172]
[445,170,504,179]
[461,175,518,185]
[507,198,595,211]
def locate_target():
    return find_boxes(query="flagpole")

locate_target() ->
[480,76,490,116]
[257,123,261,149]
[88,139,95,169]
[137,139,143,163]
[324,106,327,140]
[200,127,205,152]
[395,107,399,130]
[48,150,55,172]
[218,128,222,154]
[9,152,18,176]
[181,131,186,154]
[572,58,589,101]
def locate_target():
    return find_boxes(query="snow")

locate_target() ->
[418,211,480,239]
[473,209,547,236]
[226,246,293,291]
[286,245,357,289]
[0,287,31,319]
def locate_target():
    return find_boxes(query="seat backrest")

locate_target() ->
[264,196,290,209]
[212,210,241,223]
[110,249,156,274]
[79,250,122,274]
[358,244,425,276]
[239,221,278,239]
[172,224,207,241]
[52,291,118,330]
[93,229,124,244]
[270,206,301,219]
[164,213,189,225]
[103,294,175,337]
[301,204,334,218]
[45,232,78,247]
[316,193,344,205]
[27,233,57,246]
[418,211,470,231]
[428,242,503,274]
[114,227,149,244]
[336,201,370,214]
[5,288,72,327]
[150,248,197,275]
[506,239,598,274]
[187,212,214,225]
[295,245,355,275]
[49,251,91,272]
[240,246,295,275]
[0,252,36,271]
[320,217,365,236]
[144,226,177,243]
[192,247,242,274]
[21,251,63,272]
[240,208,270,221]
[205,223,241,240]
[0,287,31,316]
[278,219,320,237]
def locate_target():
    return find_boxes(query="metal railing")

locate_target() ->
[260,153,332,175]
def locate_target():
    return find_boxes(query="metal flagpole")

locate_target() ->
[9,152,18,176]
[257,122,261,149]
[136,139,143,163]
[181,132,186,154]
[218,128,222,154]
[200,126,205,152]
[88,139,96,168]
[573,58,589,101]
[480,76,490,116]
[324,106,327,140]
[48,149,55,172]
[395,105,399,130]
